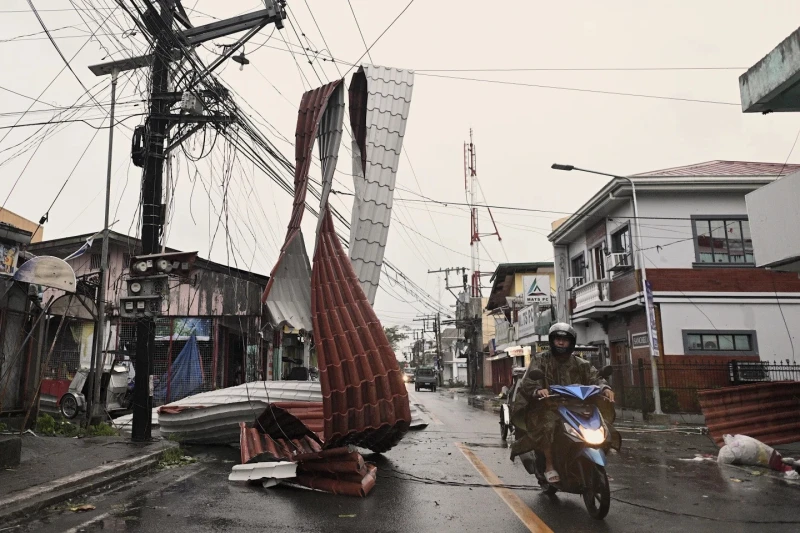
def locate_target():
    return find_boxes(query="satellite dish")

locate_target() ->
[13,256,76,293]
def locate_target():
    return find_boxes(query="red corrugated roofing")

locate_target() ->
[698,381,800,446]
[633,160,800,177]
[312,207,411,452]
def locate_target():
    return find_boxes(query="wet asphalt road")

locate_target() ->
[12,384,800,533]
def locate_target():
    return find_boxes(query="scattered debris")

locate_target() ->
[338,514,356,518]
[730,478,743,483]
[69,504,96,512]
[717,434,786,471]
[679,454,716,462]
[785,470,800,480]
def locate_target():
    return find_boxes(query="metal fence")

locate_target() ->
[610,359,800,414]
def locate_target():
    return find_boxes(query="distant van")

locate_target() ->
[415,367,437,392]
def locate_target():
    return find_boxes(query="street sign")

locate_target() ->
[522,275,551,305]
[644,280,660,357]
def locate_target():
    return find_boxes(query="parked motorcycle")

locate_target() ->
[515,366,618,520]
[499,366,526,441]
[59,357,134,420]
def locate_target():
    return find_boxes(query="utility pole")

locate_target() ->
[131,1,173,442]
[428,267,468,299]
[435,313,443,385]
[464,130,501,298]
[127,1,287,441]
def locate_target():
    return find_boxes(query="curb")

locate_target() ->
[0,443,176,523]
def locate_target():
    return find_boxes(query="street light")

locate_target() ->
[86,56,151,421]
[551,163,663,415]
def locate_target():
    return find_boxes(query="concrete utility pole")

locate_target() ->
[125,1,287,441]
[551,163,663,415]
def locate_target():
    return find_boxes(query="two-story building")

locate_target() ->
[549,161,800,409]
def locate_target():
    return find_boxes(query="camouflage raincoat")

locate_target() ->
[509,351,615,458]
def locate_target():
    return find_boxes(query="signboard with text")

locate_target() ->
[644,280,660,357]
[522,275,551,305]
[518,305,538,338]
[631,332,649,349]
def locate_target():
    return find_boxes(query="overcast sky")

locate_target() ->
[2,1,800,351]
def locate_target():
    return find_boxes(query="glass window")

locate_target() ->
[684,331,756,355]
[687,334,702,350]
[734,335,751,351]
[570,254,585,279]
[694,218,754,265]
[718,335,734,350]
[611,227,630,254]
[701,334,719,350]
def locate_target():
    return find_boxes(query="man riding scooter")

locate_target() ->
[510,322,616,484]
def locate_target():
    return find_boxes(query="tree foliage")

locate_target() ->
[383,325,408,353]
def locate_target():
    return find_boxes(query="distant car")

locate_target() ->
[414,367,437,392]
[403,368,415,384]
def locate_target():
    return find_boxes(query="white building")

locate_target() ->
[549,161,800,371]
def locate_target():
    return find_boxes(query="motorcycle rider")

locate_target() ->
[510,322,615,484]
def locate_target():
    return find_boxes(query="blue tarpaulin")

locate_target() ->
[154,333,203,404]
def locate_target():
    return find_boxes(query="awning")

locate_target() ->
[486,353,510,361]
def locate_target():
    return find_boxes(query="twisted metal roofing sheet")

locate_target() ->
[348,65,414,305]
[261,80,345,332]
[312,207,411,452]
[698,381,800,446]
[633,160,800,177]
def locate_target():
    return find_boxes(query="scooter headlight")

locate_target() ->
[580,426,606,445]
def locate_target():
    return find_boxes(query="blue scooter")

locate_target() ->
[518,366,617,520]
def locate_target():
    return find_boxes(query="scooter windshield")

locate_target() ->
[550,384,603,401]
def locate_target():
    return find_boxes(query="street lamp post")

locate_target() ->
[87,56,151,421]
[551,163,663,415]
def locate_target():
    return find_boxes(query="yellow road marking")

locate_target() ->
[455,442,553,533]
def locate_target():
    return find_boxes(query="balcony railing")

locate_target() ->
[573,280,610,309]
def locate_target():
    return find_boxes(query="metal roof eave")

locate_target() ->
[547,176,779,245]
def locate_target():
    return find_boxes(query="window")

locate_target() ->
[693,217,754,265]
[570,253,585,280]
[611,226,630,254]
[90,253,101,270]
[682,330,758,356]
[592,246,605,280]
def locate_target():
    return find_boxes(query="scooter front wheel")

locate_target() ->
[583,464,610,520]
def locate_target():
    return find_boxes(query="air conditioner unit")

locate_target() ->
[567,276,584,289]
[607,252,632,272]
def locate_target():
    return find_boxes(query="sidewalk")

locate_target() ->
[0,432,174,522]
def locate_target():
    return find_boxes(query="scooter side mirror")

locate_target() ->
[528,369,545,381]
[599,365,614,379]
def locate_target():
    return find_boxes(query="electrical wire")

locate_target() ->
[344,0,416,76]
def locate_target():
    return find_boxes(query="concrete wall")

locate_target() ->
[637,191,749,269]
[659,301,800,361]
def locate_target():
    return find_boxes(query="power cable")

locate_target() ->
[344,0,416,76]
[414,72,741,106]
[346,0,374,64]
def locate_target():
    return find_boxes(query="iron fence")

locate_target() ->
[610,359,800,414]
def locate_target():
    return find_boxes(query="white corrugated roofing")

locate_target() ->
[349,65,414,305]
[265,233,312,331]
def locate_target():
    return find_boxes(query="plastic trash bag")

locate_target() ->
[717,434,784,470]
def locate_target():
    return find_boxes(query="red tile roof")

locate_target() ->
[312,207,411,452]
[632,160,800,178]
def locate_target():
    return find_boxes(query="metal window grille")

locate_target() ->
[90,253,102,270]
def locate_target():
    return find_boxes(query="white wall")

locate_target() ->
[637,191,749,269]
[574,320,607,346]
[659,301,800,361]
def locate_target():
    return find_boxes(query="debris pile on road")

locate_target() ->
[230,403,377,497]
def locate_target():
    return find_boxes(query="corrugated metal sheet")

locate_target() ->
[153,382,322,444]
[633,160,800,177]
[312,207,411,452]
[262,81,344,331]
[315,82,345,239]
[348,65,414,305]
[698,381,800,446]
